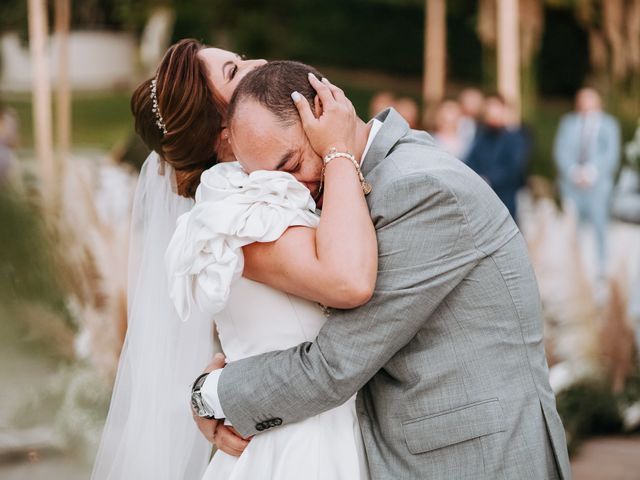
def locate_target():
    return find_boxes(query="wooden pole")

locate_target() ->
[55,0,71,167]
[28,0,55,201]
[423,0,446,126]
[497,0,521,119]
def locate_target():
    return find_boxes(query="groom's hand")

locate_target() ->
[192,354,251,456]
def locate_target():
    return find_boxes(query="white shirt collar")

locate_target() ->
[360,119,383,165]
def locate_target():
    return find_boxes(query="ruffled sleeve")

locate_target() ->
[165,162,320,322]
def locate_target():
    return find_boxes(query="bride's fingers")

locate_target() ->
[215,425,250,457]
[307,73,335,108]
[193,415,218,444]
[205,353,226,372]
[292,91,316,128]
[321,77,347,103]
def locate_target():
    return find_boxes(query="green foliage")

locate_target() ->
[6,91,133,150]
[525,97,572,179]
[538,7,589,96]
[0,189,65,310]
[0,0,600,95]
[556,380,623,454]
[217,0,425,75]
[621,368,640,407]
[447,3,483,85]
[0,0,28,35]
[0,187,77,362]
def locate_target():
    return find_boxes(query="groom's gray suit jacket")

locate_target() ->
[219,108,571,479]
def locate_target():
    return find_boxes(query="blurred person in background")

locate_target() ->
[466,95,528,222]
[457,87,485,162]
[394,96,420,128]
[431,99,465,159]
[368,90,395,118]
[0,104,22,189]
[553,87,621,280]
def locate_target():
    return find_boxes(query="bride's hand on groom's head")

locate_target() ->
[291,74,357,158]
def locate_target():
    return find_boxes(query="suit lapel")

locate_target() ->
[361,108,410,178]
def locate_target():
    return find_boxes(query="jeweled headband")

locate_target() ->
[150,78,168,135]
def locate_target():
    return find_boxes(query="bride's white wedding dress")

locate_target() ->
[166,162,370,480]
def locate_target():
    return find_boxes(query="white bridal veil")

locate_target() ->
[91,153,214,479]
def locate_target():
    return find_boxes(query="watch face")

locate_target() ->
[191,390,213,418]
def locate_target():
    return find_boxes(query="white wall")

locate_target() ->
[1,31,137,92]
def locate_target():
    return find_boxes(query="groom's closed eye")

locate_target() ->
[276,150,300,173]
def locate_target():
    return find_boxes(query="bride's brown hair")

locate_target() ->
[131,39,225,198]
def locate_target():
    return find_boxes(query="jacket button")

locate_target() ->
[255,423,265,431]
[273,418,282,426]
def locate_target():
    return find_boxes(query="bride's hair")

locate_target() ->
[131,39,226,198]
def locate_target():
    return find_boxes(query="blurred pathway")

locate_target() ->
[0,314,91,479]
[572,436,640,480]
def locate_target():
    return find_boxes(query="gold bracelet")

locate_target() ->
[321,148,372,195]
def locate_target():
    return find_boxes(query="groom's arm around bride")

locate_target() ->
[200,61,572,479]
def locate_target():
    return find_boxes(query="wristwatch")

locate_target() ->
[191,372,216,419]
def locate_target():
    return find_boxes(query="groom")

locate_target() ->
[195,61,571,479]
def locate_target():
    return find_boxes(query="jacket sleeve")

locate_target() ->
[599,116,621,178]
[553,115,575,180]
[217,172,482,437]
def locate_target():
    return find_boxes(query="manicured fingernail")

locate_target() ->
[321,77,330,84]
[291,91,301,102]
[308,72,315,78]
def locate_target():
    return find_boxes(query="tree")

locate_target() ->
[28,0,55,203]
[423,0,447,122]
[575,0,640,118]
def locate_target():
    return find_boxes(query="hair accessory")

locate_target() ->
[150,78,168,135]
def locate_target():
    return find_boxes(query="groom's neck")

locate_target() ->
[354,118,372,164]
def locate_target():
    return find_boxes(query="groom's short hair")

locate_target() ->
[228,61,324,126]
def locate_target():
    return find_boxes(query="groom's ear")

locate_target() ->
[313,95,323,119]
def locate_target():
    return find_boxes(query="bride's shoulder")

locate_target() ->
[195,162,316,211]
[199,161,246,187]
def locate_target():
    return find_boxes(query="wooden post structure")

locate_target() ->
[496,0,521,120]
[423,0,446,126]
[55,0,71,168]
[28,0,55,201]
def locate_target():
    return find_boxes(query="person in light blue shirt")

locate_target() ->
[553,87,621,277]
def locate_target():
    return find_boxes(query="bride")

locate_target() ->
[92,39,375,479]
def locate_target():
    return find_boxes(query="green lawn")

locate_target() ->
[5,91,133,152]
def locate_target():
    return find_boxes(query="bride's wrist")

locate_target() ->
[323,155,356,171]
[321,150,371,195]
[321,145,353,159]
